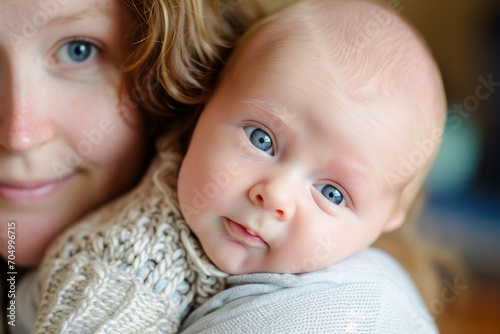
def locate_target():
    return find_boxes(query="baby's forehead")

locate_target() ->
[234,0,445,134]
[245,2,438,96]
[226,2,445,167]
[261,9,425,77]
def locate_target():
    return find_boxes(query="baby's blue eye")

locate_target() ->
[56,41,97,64]
[315,184,344,205]
[244,127,274,155]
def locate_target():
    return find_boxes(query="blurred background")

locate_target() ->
[256,0,500,332]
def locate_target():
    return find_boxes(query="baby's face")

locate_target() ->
[178,47,411,274]
[0,0,146,266]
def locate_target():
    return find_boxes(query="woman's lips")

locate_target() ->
[225,218,269,248]
[0,174,75,204]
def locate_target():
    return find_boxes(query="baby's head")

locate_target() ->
[178,0,446,274]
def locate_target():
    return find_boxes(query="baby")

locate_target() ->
[178,0,446,276]
[33,0,445,332]
[179,0,445,331]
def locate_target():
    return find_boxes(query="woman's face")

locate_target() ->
[0,0,147,266]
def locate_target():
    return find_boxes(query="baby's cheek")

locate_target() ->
[178,158,203,220]
[284,223,345,273]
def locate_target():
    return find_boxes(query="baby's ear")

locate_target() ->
[383,210,406,233]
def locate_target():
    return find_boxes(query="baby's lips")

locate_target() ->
[225,217,269,248]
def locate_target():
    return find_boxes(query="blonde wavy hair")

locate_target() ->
[121,0,262,137]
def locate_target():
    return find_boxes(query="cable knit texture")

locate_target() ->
[32,134,226,334]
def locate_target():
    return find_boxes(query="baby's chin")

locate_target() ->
[210,254,269,275]
[211,255,252,275]
[214,258,336,275]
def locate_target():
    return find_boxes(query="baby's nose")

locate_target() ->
[249,178,296,221]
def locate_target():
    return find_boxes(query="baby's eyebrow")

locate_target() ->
[241,99,296,127]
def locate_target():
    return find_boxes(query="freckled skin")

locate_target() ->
[0,0,147,266]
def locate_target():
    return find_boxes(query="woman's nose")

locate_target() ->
[0,70,54,154]
[248,175,297,221]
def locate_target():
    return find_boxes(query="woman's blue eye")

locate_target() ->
[316,184,344,205]
[56,41,97,64]
[244,127,274,155]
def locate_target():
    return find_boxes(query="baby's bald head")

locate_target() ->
[228,0,445,119]
[221,0,446,212]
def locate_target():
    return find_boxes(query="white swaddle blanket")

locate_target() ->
[181,247,438,334]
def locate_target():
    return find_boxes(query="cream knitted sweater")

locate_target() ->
[31,137,226,334]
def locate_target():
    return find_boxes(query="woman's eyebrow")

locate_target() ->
[44,8,109,28]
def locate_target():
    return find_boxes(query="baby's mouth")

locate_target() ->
[225,218,268,248]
